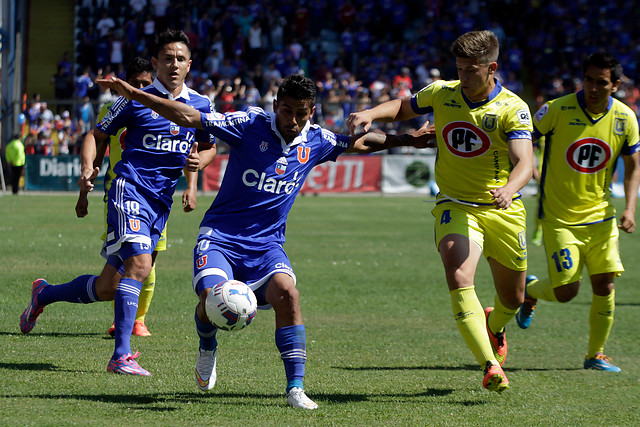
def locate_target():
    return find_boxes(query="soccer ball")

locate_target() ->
[205,280,258,331]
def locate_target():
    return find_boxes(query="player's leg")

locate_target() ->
[104,178,159,376]
[192,241,234,391]
[133,247,162,337]
[433,202,506,390]
[519,222,584,330]
[487,259,526,366]
[583,220,622,371]
[264,273,317,410]
[20,260,120,334]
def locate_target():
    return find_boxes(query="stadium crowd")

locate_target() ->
[21,0,640,156]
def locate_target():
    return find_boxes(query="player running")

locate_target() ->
[20,29,215,377]
[347,30,534,392]
[98,72,435,409]
[74,57,202,338]
[516,52,640,372]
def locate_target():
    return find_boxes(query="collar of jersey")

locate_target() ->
[151,78,190,101]
[576,90,613,124]
[460,78,502,109]
[269,112,311,152]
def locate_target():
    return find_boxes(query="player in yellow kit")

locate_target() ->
[516,52,640,372]
[347,30,533,392]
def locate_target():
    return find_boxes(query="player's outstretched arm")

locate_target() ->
[346,120,436,154]
[346,97,417,135]
[97,77,204,130]
[619,151,640,233]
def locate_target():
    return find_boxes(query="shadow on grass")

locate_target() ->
[1,389,456,409]
[335,364,582,372]
[0,331,105,338]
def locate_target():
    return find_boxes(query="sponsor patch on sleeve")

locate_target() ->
[516,108,532,126]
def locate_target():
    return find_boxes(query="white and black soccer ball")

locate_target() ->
[205,280,258,331]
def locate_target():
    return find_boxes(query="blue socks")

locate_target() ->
[195,309,218,351]
[275,325,307,392]
[38,275,99,306]
[113,277,143,359]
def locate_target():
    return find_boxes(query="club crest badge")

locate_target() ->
[482,113,498,132]
[170,122,180,136]
[260,141,269,152]
[297,146,310,164]
[275,156,288,175]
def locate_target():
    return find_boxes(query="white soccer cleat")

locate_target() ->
[195,348,217,391]
[286,387,318,410]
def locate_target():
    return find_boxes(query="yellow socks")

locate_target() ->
[525,277,558,302]
[488,295,518,334]
[450,286,496,367]
[135,265,156,323]
[588,291,615,358]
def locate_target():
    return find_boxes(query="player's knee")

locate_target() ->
[555,282,579,303]
[266,275,299,309]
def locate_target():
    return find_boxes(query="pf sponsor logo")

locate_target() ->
[565,138,611,173]
[441,121,491,157]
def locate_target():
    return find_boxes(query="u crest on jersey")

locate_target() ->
[196,255,208,269]
[297,146,310,164]
[614,118,626,136]
[129,219,140,231]
[482,114,498,132]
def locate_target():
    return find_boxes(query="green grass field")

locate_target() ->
[1,194,639,426]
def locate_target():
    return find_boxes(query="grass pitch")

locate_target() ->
[1,193,639,426]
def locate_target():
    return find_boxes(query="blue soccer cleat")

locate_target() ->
[516,275,538,329]
[20,278,49,334]
[584,353,621,372]
[107,351,151,376]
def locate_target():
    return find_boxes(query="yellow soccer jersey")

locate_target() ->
[97,102,125,193]
[412,79,533,204]
[534,91,640,225]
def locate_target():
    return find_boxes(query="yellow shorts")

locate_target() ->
[541,219,623,286]
[101,201,167,252]
[432,198,527,271]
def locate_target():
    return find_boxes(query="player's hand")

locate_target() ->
[618,209,636,233]
[75,192,89,218]
[346,111,373,135]
[185,142,200,172]
[489,187,514,210]
[97,76,135,100]
[182,187,196,212]
[410,120,437,148]
[77,167,100,193]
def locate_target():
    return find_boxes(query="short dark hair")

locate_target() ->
[277,74,316,103]
[583,52,623,82]
[450,30,499,64]
[125,57,154,81]
[153,29,190,58]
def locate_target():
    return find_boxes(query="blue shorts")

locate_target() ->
[192,234,296,309]
[102,177,169,262]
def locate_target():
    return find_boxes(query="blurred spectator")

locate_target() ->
[5,134,26,194]
[96,10,115,37]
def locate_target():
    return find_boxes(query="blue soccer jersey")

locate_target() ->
[97,79,213,207]
[198,107,351,248]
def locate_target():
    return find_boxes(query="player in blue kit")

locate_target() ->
[19,29,216,377]
[98,72,435,409]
